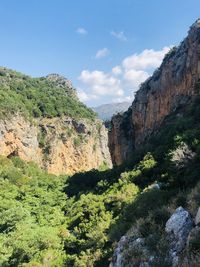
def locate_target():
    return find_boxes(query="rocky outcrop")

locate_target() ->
[0,115,112,175]
[109,20,200,165]
[109,207,194,267]
[46,73,78,100]
[165,207,194,266]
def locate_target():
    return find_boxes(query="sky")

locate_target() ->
[0,0,200,107]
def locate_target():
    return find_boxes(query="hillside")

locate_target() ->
[92,102,131,121]
[0,67,94,120]
[0,68,111,174]
[1,95,200,266]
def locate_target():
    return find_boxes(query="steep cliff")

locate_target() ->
[109,20,200,165]
[0,68,111,174]
[108,107,134,165]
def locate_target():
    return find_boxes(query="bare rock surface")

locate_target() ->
[165,207,194,266]
[0,115,112,175]
[109,20,200,165]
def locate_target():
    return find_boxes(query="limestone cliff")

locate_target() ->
[109,20,200,165]
[0,68,112,175]
[0,115,111,175]
[108,108,134,165]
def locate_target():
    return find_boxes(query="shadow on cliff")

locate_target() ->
[66,98,200,195]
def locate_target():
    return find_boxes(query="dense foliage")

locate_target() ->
[1,96,200,266]
[0,68,95,120]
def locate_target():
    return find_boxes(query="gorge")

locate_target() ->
[1,20,200,267]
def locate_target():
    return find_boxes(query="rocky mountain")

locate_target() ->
[0,68,111,175]
[92,101,131,121]
[109,20,200,165]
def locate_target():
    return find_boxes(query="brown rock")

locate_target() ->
[0,115,112,175]
[109,20,200,165]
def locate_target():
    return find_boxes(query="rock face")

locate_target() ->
[109,236,128,267]
[165,207,193,266]
[0,115,112,175]
[109,20,200,165]
[109,207,194,267]
[109,108,134,165]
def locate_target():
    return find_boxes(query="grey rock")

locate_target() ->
[165,207,194,266]
[195,207,200,225]
[109,236,128,267]
[72,120,87,134]
[46,73,78,99]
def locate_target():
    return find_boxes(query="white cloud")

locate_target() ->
[111,31,127,41]
[95,48,110,59]
[122,47,170,70]
[76,27,87,35]
[78,70,124,96]
[124,69,150,87]
[112,66,122,75]
[77,89,98,102]
[78,46,171,104]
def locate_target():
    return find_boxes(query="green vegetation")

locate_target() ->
[1,77,200,266]
[0,67,96,120]
[0,157,67,266]
[0,156,139,267]
[73,135,84,147]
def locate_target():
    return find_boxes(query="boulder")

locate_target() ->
[165,207,194,266]
[109,236,128,267]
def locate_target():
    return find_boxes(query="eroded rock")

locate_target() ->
[0,115,112,175]
[109,20,200,165]
[165,207,194,266]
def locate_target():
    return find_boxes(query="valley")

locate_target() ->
[1,19,200,267]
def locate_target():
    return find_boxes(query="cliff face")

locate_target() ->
[109,20,200,165]
[0,68,112,175]
[0,115,111,175]
[108,108,134,165]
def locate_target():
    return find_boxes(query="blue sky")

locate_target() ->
[0,0,200,106]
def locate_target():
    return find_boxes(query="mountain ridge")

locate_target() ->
[92,101,131,121]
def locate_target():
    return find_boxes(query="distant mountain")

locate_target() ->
[93,101,131,121]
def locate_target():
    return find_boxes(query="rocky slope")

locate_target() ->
[109,206,200,267]
[109,20,200,165]
[0,68,111,175]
